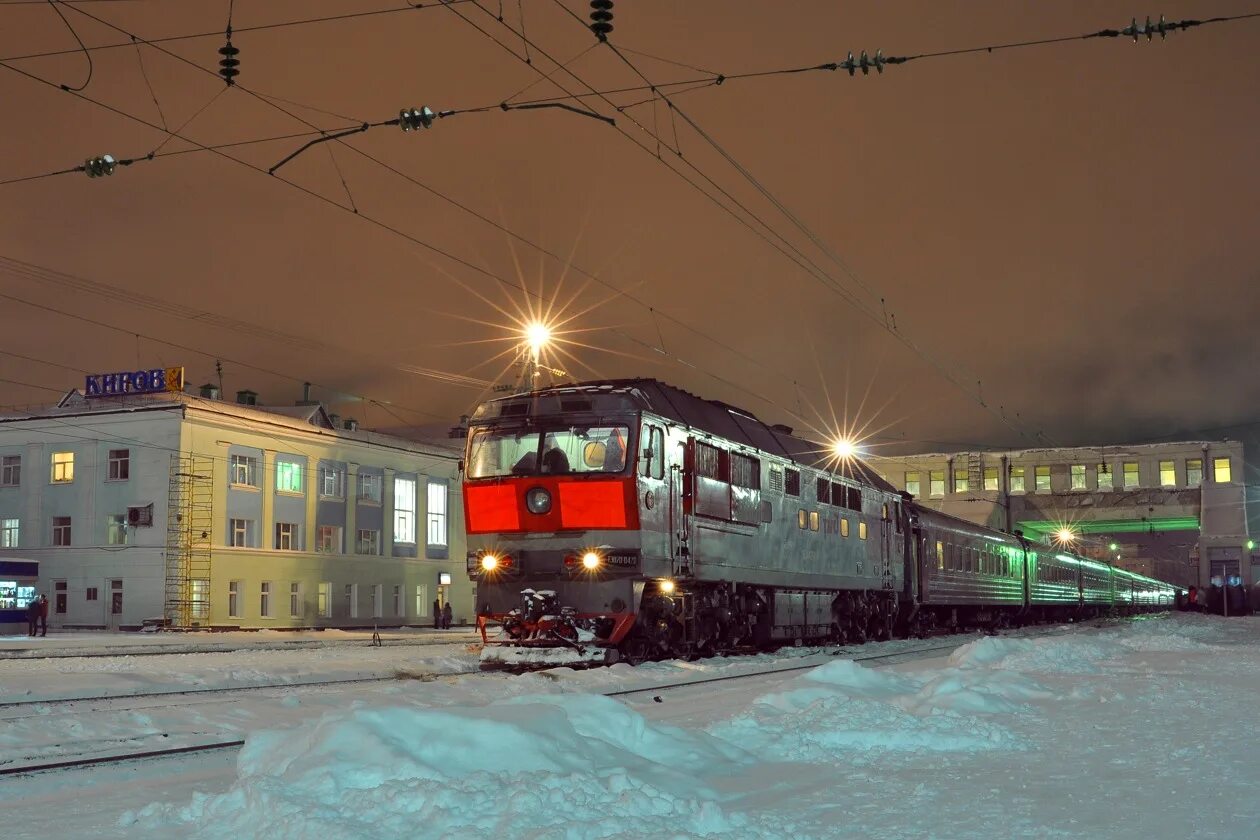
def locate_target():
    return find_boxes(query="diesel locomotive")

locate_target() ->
[463,379,1176,668]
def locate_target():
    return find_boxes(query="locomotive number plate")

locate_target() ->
[604,552,640,568]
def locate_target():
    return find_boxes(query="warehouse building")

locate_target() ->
[869,440,1251,590]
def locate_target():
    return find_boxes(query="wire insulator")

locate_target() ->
[589,0,614,41]
[399,106,436,131]
[218,40,240,85]
[839,49,887,76]
[84,155,117,178]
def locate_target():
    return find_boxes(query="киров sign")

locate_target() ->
[84,366,185,398]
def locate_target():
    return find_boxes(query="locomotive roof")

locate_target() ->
[481,378,897,493]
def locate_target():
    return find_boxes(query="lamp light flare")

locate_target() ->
[480,554,500,571]
[831,438,857,459]
[658,579,676,594]
[1056,528,1076,544]
[525,322,551,354]
[581,551,601,570]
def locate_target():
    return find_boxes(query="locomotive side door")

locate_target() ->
[637,422,670,562]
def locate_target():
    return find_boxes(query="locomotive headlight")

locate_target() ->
[481,554,501,571]
[526,486,552,514]
[658,578,676,594]
[581,551,602,570]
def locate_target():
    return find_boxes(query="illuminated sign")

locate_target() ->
[85,366,184,398]
[439,572,453,585]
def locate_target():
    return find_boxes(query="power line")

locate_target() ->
[0,1,480,62]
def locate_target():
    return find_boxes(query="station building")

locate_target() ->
[869,440,1252,591]
[0,375,471,630]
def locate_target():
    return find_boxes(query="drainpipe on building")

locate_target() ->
[1001,454,1011,533]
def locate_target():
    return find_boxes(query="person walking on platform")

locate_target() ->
[441,601,453,630]
[26,597,39,637]
[433,598,441,630]
[37,594,48,636]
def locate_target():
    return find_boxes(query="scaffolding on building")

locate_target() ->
[164,454,214,628]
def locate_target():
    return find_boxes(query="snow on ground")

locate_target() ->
[4,614,1260,839]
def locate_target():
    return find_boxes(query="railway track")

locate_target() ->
[0,633,978,778]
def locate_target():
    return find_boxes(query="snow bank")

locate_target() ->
[948,635,1125,674]
[125,694,772,839]
[710,659,1023,764]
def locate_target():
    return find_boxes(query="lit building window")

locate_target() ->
[929,470,945,497]
[318,582,331,617]
[1214,457,1232,483]
[107,449,130,481]
[51,452,74,483]
[290,582,301,618]
[904,472,920,496]
[1097,463,1113,491]
[276,460,303,493]
[1123,462,1139,488]
[394,477,417,544]
[191,579,209,619]
[228,580,241,618]
[1,455,20,486]
[316,525,342,553]
[1,518,19,547]
[106,514,128,546]
[1159,460,1176,487]
[1035,466,1051,493]
[1009,466,1025,493]
[1186,459,1202,487]
[983,467,998,491]
[1070,464,1086,490]
[953,469,969,493]
[427,480,448,547]
[230,454,258,487]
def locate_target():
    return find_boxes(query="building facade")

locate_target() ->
[0,389,471,630]
[869,441,1251,591]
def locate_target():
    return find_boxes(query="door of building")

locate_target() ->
[107,579,123,629]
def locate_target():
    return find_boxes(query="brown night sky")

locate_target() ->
[1,1,1258,454]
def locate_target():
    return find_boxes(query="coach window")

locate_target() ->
[929,470,945,497]
[816,477,830,504]
[785,468,801,497]
[936,540,944,570]
[858,521,867,541]
[840,518,849,538]
[905,471,920,496]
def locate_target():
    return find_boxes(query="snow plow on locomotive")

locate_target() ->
[464,379,1178,669]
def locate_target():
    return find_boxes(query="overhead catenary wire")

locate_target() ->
[6,0,823,425]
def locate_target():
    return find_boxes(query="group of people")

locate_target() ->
[1177,583,1252,616]
[25,594,48,637]
[432,598,453,629]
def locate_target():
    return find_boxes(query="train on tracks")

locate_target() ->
[464,379,1177,668]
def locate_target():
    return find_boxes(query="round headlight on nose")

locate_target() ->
[526,486,552,514]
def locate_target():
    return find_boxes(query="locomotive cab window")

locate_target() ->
[785,468,801,497]
[467,425,632,478]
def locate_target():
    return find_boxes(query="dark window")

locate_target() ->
[695,442,726,481]
[785,468,801,497]
[54,580,67,614]
[831,482,845,505]
[86,587,98,601]
[816,477,830,504]
[844,487,862,511]
[730,453,759,489]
